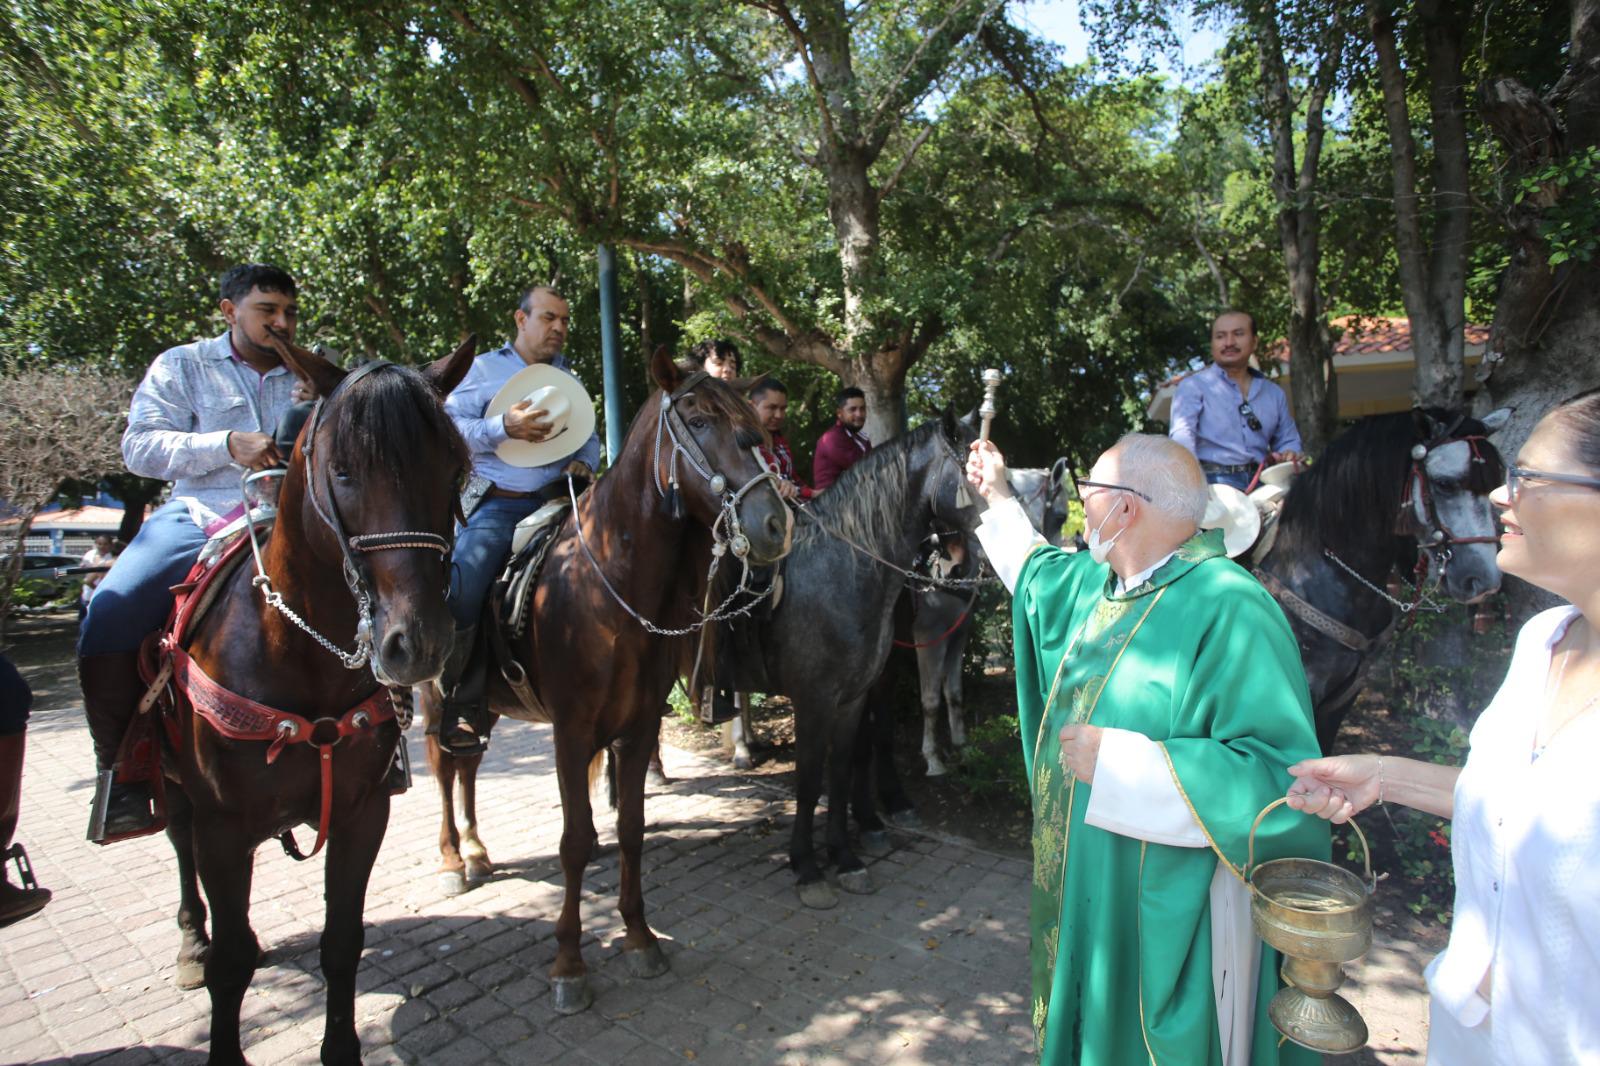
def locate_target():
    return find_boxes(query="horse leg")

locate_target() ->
[191,818,258,1065]
[163,788,209,990]
[830,700,874,896]
[424,727,469,897]
[851,702,891,858]
[319,789,389,1066]
[916,646,948,776]
[868,661,919,829]
[549,730,600,1014]
[730,694,756,769]
[943,627,971,752]
[456,746,493,884]
[611,732,668,979]
[789,703,836,910]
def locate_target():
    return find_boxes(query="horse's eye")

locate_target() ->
[689,417,710,431]
[332,468,352,482]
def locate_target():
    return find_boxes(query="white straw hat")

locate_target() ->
[1201,483,1262,559]
[484,363,597,468]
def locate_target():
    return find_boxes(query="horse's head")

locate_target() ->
[268,332,476,686]
[926,409,985,537]
[1401,406,1511,604]
[647,347,791,566]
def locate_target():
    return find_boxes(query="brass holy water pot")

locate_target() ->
[1245,797,1375,1055]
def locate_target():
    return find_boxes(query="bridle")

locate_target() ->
[245,361,453,680]
[1313,417,1498,622]
[569,370,788,636]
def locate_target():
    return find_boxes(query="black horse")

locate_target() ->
[1257,406,1510,750]
[737,414,979,908]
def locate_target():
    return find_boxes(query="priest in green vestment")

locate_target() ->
[967,433,1330,1066]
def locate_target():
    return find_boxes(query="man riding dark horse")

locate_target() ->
[79,264,302,840]
[435,284,599,756]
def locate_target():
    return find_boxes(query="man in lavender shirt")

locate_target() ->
[1169,310,1303,491]
[436,285,600,754]
[79,264,300,838]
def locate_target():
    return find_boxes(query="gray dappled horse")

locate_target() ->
[751,413,980,908]
[1255,406,1509,751]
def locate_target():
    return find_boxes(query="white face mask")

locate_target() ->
[1086,497,1127,564]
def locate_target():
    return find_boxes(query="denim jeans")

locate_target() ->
[448,495,541,630]
[79,500,210,655]
[1204,469,1253,492]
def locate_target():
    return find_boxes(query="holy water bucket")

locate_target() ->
[1245,796,1375,1054]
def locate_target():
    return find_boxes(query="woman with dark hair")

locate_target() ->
[1286,390,1600,1064]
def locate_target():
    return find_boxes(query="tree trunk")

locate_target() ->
[1259,1,1341,454]
[0,506,41,644]
[1369,0,1473,409]
[853,352,909,446]
[1480,0,1600,621]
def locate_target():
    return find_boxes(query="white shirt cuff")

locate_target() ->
[974,496,1046,593]
[1084,728,1207,847]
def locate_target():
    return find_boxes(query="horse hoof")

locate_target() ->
[175,956,206,991]
[550,975,594,1015]
[646,769,670,788]
[796,879,839,910]
[624,942,670,979]
[732,751,754,770]
[925,760,948,777]
[859,830,892,856]
[465,861,494,885]
[837,867,875,895]
[887,808,922,830]
[437,871,468,897]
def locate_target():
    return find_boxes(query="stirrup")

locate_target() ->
[437,722,488,758]
[85,770,160,844]
[386,735,413,794]
[4,843,39,891]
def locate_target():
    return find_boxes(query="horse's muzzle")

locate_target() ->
[740,488,794,566]
[372,614,452,687]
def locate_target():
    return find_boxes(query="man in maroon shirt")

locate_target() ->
[812,386,871,491]
[749,377,813,502]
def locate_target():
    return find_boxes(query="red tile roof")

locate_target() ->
[1265,315,1489,361]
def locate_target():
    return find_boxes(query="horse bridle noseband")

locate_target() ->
[246,360,453,677]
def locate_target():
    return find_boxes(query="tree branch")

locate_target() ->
[746,0,841,149]
[875,125,933,204]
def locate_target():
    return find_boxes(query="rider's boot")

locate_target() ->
[436,625,490,758]
[79,651,157,840]
[0,731,51,927]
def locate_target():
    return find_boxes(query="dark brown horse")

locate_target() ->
[417,348,791,1014]
[156,336,474,1065]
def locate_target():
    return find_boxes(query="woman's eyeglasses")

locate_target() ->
[1505,464,1600,505]
[1073,477,1152,502]
[1238,401,1263,432]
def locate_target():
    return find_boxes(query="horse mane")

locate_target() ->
[1276,407,1504,555]
[682,375,767,451]
[795,421,927,559]
[321,364,470,482]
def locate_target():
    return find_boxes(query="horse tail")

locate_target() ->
[606,746,619,811]
[586,748,609,806]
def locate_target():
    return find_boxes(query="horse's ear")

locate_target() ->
[1480,406,1513,434]
[268,330,345,399]
[649,345,684,393]
[941,406,961,442]
[424,333,477,398]
[1411,406,1437,440]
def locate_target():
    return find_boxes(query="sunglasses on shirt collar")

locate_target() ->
[1238,401,1263,432]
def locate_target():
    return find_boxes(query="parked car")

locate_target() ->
[1,553,85,605]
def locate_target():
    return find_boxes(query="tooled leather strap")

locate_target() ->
[169,646,395,859]
[1255,568,1377,654]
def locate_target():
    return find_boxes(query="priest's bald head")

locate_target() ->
[1080,434,1208,580]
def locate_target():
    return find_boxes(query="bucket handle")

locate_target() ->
[1245,796,1373,888]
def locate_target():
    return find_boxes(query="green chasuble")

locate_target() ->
[1015,528,1330,1066]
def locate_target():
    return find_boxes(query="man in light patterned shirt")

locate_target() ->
[79,264,301,839]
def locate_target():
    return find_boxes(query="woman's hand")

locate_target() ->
[1286,754,1382,824]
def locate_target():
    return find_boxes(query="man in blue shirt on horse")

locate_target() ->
[436,284,600,755]
[1169,310,1303,490]
[80,264,301,840]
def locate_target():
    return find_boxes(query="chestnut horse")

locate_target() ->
[155,337,474,1065]
[417,349,791,1014]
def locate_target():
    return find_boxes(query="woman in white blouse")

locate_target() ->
[1284,391,1600,1065]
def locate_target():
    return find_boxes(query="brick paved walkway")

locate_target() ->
[2,657,1034,1065]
